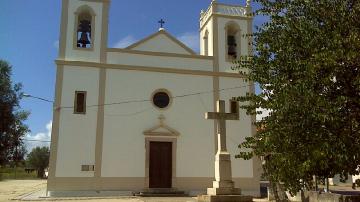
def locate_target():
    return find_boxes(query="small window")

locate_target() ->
[204,30,209,56]
[152,90,171,109]
[74,91,86,114]
[81,165,94,171]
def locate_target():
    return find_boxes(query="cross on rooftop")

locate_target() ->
[158,19,165,28]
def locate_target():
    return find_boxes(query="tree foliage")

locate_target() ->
[236,0,360,195]
[26,147,49,178]
[0,60,29,166]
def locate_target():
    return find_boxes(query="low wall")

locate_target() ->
[308,191,360,202]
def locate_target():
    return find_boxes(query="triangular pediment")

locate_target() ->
[143,115,180,137]
[126,29,196,55]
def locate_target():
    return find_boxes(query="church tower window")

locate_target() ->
[74,6,95,49]
[203,30,209,56]
[226,23,240,60]
[74,91,87,114]
[77,13,92,48]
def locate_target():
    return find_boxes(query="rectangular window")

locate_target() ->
[74,91,86,114]
[230,99,239,114]
[81,165,95,171]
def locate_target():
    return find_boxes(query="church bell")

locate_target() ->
[77,32,91,48]
[227,35,237,58]
[77,19,91,48]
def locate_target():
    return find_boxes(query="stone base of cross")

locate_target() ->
[205,100,241,196]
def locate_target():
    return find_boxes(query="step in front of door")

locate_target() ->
[135,188,188,197]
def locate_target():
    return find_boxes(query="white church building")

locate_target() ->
[48,0,261,196]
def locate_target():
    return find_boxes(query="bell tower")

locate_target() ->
[58,0,110,63]
[200,0,252,72]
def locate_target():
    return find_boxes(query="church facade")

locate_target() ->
[48,0,261,196]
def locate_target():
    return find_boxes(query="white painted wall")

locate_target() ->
[56,66,100,177]
[220,77,254,178]
[131,33,192,55]
[101,70,215,177]
[107,52,213,71]
[200,18,214,56]
[56,0,255,185]
[64,1,103,62]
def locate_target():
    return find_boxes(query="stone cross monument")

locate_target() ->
[198,99,253,201]
[205,99,241,195]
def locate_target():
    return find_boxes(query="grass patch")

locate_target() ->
[0,167,37,180]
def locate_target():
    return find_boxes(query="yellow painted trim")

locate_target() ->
[125,31,160,50]
[126,30,196,55]
[94,0,110,186]
[100,1,110,63]
[200,14,252,32]
[143,117,180,137]
[48,65,64,180]
[58,0,69,59]
[107,48,213,60]
[161,30,197,55]
[212,16,220,153]
[213,13,253,21]
[47,177,259,193]
[216,2,247,8]
[200,15,214,32]
[55,60,247,79]
[94,68,106,180]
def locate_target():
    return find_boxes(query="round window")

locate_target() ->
[152,90,171,109]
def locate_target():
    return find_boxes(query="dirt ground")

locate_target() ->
[0,180,197,202]
[0,180,46,201]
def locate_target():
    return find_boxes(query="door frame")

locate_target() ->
[144,137,177,189]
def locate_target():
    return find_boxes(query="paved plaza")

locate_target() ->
[0,180,197,202]
[2,180,360,202]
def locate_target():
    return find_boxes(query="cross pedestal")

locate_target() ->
[205,100,241,195]
[198,100,253,202]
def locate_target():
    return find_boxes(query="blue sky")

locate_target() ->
[0,0,265,152]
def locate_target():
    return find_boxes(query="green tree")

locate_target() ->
[0,60,29,166]
[236,0,360,196]
[26,147,50,178]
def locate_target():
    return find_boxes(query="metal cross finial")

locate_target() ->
[158,19,165,28]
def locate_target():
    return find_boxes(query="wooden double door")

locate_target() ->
[149,141,172,188]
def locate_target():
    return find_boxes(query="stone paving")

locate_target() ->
[2,180,360,202]
[1,180,197,202]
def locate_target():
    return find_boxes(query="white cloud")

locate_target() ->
[113,35,137,48]
[25,121,52,153]
[177,32,200,53]
[53,40,59,50]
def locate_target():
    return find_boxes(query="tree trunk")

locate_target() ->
[270,180,288,202]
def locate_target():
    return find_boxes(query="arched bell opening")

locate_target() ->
[225,22,241,61]
[74,5,96,49]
